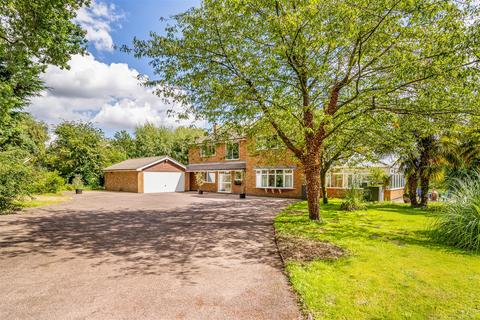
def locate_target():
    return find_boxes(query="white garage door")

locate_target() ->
[143,172,185,193]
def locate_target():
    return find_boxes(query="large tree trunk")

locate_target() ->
[419,174,430,208]
[320,169,328,204]
[304,155,321,221]
[407,172,419,207]
[418,135,435,208]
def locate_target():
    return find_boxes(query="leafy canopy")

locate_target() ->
[132,0,478,160]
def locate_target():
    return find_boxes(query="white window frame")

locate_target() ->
[218,171,232,193]
[202,171,216,183]
[255,169,294,189]
[234,170,243,182]
[225,142,240,160]
[200,144,216,158]
[388,173,405,190]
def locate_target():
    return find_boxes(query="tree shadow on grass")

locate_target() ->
[282,202,479,257]
[0,198,293,283]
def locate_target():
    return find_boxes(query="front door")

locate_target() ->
[218,171,232,193]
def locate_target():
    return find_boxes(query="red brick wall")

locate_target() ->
[190,171,218,192]
[104,171,141,193]
[189,140,247,164]
[384,188,405,201]
[324,188,347,198]
[187,139,303,198]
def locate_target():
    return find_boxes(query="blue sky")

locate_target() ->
[28,0,202,136]
[93,0,200,78]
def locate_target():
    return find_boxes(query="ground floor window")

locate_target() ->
[389,173,405,189]
[255,169,293,188]
[202,171,216,183]
[234,171,243,183]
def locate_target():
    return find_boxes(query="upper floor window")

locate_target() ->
[256,135,282,150]
[226,142,240,160]
[200,144,216,157]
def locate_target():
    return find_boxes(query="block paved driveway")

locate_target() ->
[0,192,301,320]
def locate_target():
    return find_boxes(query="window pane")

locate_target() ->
[233,143,239,158]
[235,171,242,180]
[276,174,284,187]
[333,174,343,187]
[268,174,275,187]
[226,142,239,159]
[261,174,268,187]
[285,175,293,188]
[207,172,215,183]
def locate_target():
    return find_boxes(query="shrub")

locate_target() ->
[30,171,65,194]
[0,149,34,213]
[431,172,480,251]
[72,174,84,189]
[340,187,367,211]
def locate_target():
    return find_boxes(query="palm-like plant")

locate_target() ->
[431,172,480,251]
[441,129,480,188]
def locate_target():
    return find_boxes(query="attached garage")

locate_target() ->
[104,156,186,193]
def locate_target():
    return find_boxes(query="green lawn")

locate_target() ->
[15,193,71,209]
[275,200,480,319]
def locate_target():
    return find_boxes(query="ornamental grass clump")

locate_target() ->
[431,172,480,251]
[340,187,367,211]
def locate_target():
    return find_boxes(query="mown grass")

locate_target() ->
[275,200,480,319]
[15,192,71,209]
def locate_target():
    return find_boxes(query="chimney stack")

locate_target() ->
[213,123,220,134]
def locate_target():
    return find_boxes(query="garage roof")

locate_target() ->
[104,156,186,172]
[186,161,246,172]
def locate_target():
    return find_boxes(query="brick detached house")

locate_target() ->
[104,131,405,201]
[184,132,406,201]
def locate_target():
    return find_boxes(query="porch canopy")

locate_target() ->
[186,161,246,172]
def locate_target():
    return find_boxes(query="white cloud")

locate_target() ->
[74,0,123,52]
[28,54,198,134]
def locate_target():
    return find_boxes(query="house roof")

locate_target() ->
[186,161,246,172]
[334,155,400,169]
[104,156,186,172]
[195,133,245,144]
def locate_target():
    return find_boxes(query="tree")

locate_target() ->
[0,149,34,212]
[134,123,175,157]
[0,112,48,156]
[131,0,478,220]
[318,115,386,204]
[46,122,111,186]
[1,0,88,114]
[111,130,136,158]
[116,124,204,164]
[170,126,204,164]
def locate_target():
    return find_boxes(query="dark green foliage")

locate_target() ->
[340,188,367,211]
[431,172,480,251]
[46,122,118,187]
[0,112,48,156]
[0,149,34,212]
[111,124,204,164]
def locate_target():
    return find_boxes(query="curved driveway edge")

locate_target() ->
[0,191,301,319]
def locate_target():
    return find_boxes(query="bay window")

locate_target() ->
[255,169,293,188]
